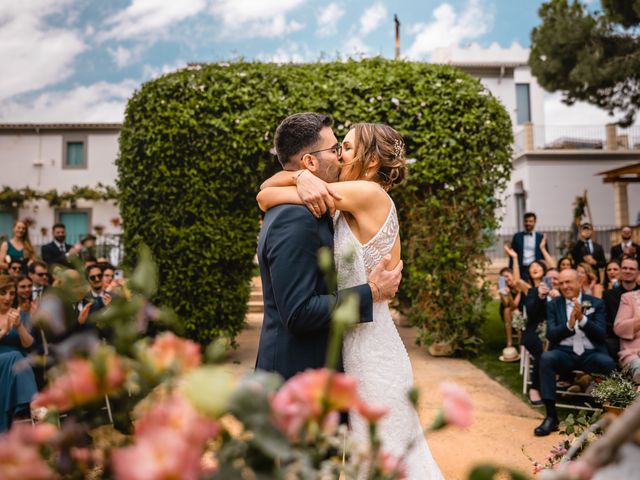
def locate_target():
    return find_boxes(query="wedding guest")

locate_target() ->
[80,234,97,262]
[497,260,521,362]
[40,223,80,268]
[524,268,561,406]
[77,265,112,326]
[603,256,640,359]
[6,260,23,276]
[558,256,574,272]
[0,220,35,273]
[100,264,115,289]
[603,259,621,291]
[509,212,544,282]
[610,225,639,263]
[0,275,37,432]
[28,261,49,301]
[15,275,33,314]
[613,289,640,384]
[535,269,616,436]
[577,262,603,298]
[571,223,606,273]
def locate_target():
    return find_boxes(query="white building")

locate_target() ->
[434,42,640,233]
[0,123,122,248]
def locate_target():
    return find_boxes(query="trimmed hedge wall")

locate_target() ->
[118,58,512,348]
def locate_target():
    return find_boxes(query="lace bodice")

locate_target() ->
[333,194,443,480]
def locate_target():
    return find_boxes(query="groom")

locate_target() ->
[255,112,402,380]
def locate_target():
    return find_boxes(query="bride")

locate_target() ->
[258,122,443,479]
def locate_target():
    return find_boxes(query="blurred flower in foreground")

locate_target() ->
[33,346,126,411]
[112,394,219,480]
[143,331,202,374]
[270,368,359,441]
[429,382,473,431]
[183,366,235,419]
[377,451,408,480]
[0,423,58,480]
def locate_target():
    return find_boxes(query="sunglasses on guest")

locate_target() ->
[89,274,103,281]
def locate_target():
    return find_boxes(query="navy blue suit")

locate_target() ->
[524,287,547,390]
[255,205,373,380]
[539,294,615,401]
[509,231,543,279]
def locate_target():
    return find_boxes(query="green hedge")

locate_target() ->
[118,58,512,348]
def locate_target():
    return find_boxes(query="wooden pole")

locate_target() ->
[394,14,400,60]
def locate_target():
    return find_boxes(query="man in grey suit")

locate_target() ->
[255,113,402,380]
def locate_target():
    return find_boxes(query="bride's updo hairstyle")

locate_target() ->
[350,123,407,190]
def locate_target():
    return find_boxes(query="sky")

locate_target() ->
[0,0,627,125]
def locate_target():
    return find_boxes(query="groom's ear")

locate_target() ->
[301,154,317,172]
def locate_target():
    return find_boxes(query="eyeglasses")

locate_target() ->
[9,266,21,271]
[302,143,341,160]
[34,272,48,277]
[89,274,103,281]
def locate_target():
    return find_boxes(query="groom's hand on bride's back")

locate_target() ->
[296,170,342,217]
[368,254,403,301]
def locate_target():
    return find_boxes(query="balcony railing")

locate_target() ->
[513,124,640,154]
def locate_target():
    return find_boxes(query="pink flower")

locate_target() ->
[439,382,473,429]
[377,451,407,479]
[270,369,359,441]
[33,351,126,411]
[356,401,389,423]
[112,394,219,480]
[0,424,57,480]
[145,332,201,374]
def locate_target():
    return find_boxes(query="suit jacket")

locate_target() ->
[571,240,606,269]
[603,284,640,338]
[610,242,640,263]
[255,205,373,380]
[613,291,640,367]
[509,231,543,271]
[525,286,546,328]
[41,241,73,267]
[546,294,608,354]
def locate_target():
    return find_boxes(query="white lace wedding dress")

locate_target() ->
[334,196,444,480]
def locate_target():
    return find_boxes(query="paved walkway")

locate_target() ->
[223,312,559,479]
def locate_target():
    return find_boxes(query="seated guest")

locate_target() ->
[524,268,561,405]
[0,275,37,432]
[28,261,50,300]
[7,260,23,276]
[15,275,33,314]
[603,259,621,291]
[610,225,640,263]
[535,269,616,436]
[571,223,606,273]
[77,265,113,327]
[603,256,640,359]
[497,260,522,362]
[577,262,603,298]
[558,256,574,272]
[613,289,640,384]
[40,223,80,268]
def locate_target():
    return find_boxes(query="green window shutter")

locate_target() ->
[59,212,89,244]
[66,142,85,166]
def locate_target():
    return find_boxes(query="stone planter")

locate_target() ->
[428,342,454,357]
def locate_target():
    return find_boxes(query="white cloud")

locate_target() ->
[360,2,387,35]
[405,0,493,60]
[99,0,207,41]
[341,36,371,58]
[209,0,306,39]
[142,60,188,80]
[107,45,145,68]
[0,80,138,123]
[0,0,85,101]
[257,46,305,63]
[316,2,345,37]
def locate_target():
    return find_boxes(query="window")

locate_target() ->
[515,83,531,125]
[56,210,91,244]
[62,134,88,169]
[0,210,16,241]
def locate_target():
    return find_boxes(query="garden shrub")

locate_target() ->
[117,58,512,348]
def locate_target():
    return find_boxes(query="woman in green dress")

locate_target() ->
[0,219,36,274]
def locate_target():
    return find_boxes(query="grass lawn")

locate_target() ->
[470,300,527,402]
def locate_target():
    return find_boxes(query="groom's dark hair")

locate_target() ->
[274,112,333,168]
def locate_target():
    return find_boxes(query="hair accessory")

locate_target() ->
[393,139,404,159]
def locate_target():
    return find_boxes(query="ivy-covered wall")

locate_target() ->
[118,58,512,348]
